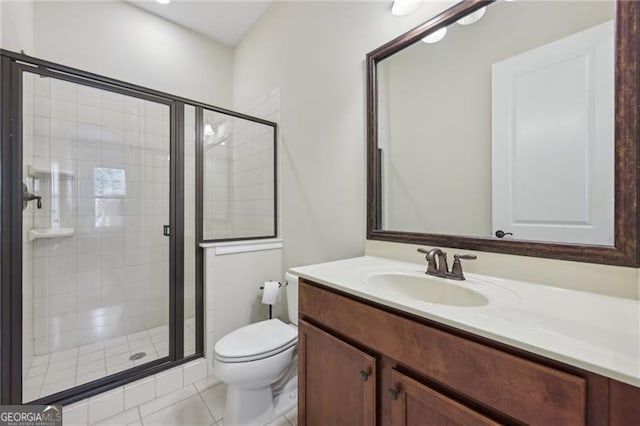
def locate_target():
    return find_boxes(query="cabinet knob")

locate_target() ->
[360,370,370,381]
[388,387,400,400]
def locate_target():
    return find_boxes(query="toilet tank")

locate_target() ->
[285,272,299,325]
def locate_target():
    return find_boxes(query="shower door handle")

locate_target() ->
[163,225,171,237]
[22,183,42,210]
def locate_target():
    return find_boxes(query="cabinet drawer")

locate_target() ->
[300,280,587,425]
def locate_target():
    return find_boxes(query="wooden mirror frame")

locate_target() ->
[366,0,640,266]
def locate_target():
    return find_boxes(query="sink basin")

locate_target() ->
[365,273,489,307]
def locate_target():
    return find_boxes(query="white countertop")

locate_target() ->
[290,256,640,387]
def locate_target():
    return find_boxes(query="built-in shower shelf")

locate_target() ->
[28,228,74,242]
[27,164,75,178]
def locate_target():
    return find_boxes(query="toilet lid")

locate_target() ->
[215,319,297,362]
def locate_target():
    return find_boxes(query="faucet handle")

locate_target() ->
[454,254,477,261]
[438,252,449,274]
[450,254,476,280]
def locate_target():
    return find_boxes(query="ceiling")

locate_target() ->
[130,0,272,46]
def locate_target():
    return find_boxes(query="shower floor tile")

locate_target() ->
[23,319,196,402]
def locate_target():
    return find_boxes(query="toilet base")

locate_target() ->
[224,385,273,426]
[223,375,298,426]
[273,377,298,418]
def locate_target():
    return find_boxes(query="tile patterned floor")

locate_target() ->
[91,379,297,426]
[24,319,196,402]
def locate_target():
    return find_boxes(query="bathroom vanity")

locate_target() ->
[292,256,640,425]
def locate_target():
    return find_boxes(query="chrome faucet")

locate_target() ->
[417,248,476,280]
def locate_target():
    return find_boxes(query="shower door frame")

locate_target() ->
[0,50,206,405]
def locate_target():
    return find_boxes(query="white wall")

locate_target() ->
[233,1,453,271]
[0,0,35,53]
[1,0,233,107]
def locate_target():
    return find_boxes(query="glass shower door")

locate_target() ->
[21,71,171,402]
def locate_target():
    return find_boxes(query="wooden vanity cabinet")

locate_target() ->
[298,278,638,426]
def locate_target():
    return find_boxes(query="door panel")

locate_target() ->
[492,21,614,245]
[20,70,171,402]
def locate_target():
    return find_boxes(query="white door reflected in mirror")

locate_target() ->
[491,21,614,246]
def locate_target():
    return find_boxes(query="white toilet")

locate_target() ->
[213,273,299,426]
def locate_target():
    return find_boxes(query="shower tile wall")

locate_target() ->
[26,75,170,356]
[203,111,231,238]
[231,90,278,237]
[203,90,279,240]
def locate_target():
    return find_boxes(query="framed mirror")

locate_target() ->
[367,0,639,266]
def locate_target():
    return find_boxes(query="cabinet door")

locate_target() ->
[389,370,502,426]
[299,320,376,426]
[610,380,640,425]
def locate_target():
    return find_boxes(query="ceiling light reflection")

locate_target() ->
[457,7,486,26]
[391,0,421,17]
[422,27,447,44]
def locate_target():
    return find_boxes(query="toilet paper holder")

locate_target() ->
[260,281,288,319]
[259,281,283,290]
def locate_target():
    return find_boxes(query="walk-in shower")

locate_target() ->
[20,72,175,401]
[0,50,277,405]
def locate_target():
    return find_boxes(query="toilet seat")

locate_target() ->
[215,319,297,363]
